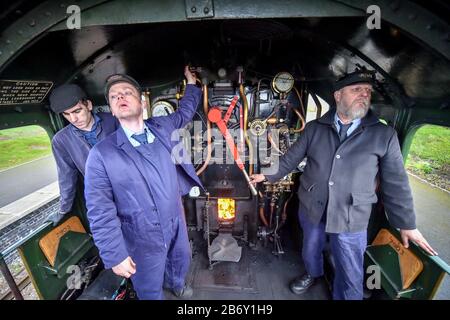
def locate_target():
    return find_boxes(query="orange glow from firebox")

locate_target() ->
[218,198,235,221]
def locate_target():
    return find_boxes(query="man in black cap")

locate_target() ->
[250,68,436,299]
[46,84,118,225]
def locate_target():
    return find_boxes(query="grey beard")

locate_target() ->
[351,105,369,119]
[337,102,369,121]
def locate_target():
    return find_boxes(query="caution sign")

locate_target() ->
[0,80,53,105]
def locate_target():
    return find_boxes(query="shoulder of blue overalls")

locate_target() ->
[144,117,162,129]
[52,124,76,144]
[184,83,202,95]
[94,112,109,122]
[89,129,120,154]
[95,111,120,129]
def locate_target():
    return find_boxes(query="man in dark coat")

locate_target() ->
[250,69,436,300]
[46,84,117,225]
[84,67,203,300]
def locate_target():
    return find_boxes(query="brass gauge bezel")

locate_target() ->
[272,72,295,94]
[151,100,175,117]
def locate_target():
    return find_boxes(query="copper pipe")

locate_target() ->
[268,130,284,155]
[269,201,275,229]
[259,204,269,227]
[291,87,306,132]
[196,84,212,176]
[291,107,306,132]
[175,80,186,100]
[239,84,253,176]
[266,117,278,125]
[280,193,294,228]
[293,86,305,116]
[263,110,276,122]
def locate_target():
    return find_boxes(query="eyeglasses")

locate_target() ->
[348,86,373,95]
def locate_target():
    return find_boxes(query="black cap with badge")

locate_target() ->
[49,84,87,114]
[104,74,142,103]
[333,68,376,91]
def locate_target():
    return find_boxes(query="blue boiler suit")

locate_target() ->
[51,112,118,213]
[84,85,203,299]
[131,138,190,299]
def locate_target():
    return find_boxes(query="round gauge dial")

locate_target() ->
[272,72,295,94]
[151,101,175,117]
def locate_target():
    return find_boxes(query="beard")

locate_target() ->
[337,99,370,120]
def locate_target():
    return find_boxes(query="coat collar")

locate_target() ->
[317,107,380,127]
[114,118,172,177]
[115,118,161,146]
[70,113,103,137]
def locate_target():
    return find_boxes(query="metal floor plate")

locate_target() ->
[167,229,332,300]
[192,249,258,293]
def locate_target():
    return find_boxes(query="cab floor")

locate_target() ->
[165,229,332,300]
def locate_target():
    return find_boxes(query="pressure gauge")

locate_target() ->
[151,101,175,117]
[272,72,295,94]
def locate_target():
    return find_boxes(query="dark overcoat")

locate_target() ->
[267,109,416,233]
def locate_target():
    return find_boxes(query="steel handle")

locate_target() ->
[242,169,258,196]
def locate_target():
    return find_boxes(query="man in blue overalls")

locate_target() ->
[47,84,117,225]
[84,66,203,299]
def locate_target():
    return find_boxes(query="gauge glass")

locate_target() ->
[272,72,294,94]
[151,101,175,117]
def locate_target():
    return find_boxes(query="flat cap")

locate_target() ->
[334,68,375,91]
[49,84,87,114]
[104,74,142,102]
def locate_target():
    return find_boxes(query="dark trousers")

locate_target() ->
[298,210,367,300]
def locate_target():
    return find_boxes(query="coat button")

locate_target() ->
[329,181,334,186]
[336,154,341,159]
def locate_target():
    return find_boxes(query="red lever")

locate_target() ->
[208,107,244,170]
[207,103,257,196]
[223,96,239,124]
